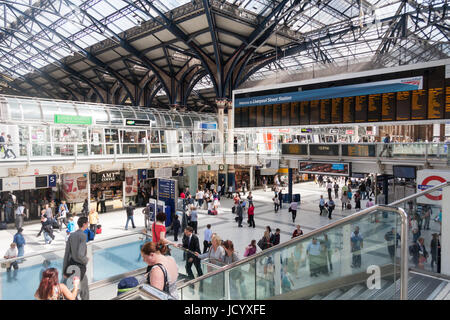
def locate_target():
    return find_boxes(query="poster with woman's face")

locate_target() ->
[63,173,88,203]
[125,170,138,196]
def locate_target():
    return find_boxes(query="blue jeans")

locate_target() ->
[43,231,52,244]
[125,216,135,230]
[17,245,24,257]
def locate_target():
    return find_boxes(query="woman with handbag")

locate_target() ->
[35,268,79,300]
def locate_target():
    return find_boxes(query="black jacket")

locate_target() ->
[172,219,181,231]
[182,234,201,260]
[271,233,280,246]
[126,206,135,217]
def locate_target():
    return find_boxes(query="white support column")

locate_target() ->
[86,245,94,283]
[441,185,450,276]
[433,123,441,141]
[273,251,282,296]
[249,166,254,191]
[216,99,226,156]
[341,224,352,276]
[87,173,91,211]
[227,100,234,157]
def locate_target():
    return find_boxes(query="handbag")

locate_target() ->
[257,237,265,250]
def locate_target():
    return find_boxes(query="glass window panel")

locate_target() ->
[21,101,41,121]
[57,102,78,116]
[181,115,192,128]
[41,101,60,122]
[121,109,136,120]
[6,98,22,120]
[109,109,123,124]
[134,111,149,121]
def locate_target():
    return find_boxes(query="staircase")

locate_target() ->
[308,273,449,300]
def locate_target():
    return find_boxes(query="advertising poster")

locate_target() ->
[125,170,138,196]
[63,173,88,203]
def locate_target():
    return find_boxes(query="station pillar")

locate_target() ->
[226,100,234,156]
[441,185,450,276]
[216,99,227,155]
[288,168,293,203]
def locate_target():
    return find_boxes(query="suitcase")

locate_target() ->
[96,228,102,234]
[0,222,7,230]
[347,203,352,210]
[52,219,59,229]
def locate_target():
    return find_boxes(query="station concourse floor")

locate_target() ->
[0,181,441,279]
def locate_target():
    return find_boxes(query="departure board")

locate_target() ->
[290,102,300,125]
[411,89,427,120]
[428,88,444,119]
[241,106,249,127]
[331,98,343,123]
[281,103,290,126]
[300,101,310,125]
[310,100,320,124]
[355,95,368,122]
[256,105,265,127]
[368,94,381,122]
[273,104,281,126]
[234,107,242,127]
[382,92,396,121]
[343,97,354,123]
[264,105,273,126]
[396,91,411,120]
[320,99,331,124]
[446,87,450,118]
[248,106,257,127]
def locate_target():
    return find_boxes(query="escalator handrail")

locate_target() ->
[178,205,409,299]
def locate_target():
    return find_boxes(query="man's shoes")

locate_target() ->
[132,226,136,229]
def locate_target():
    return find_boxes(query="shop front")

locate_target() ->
[89,170,124,212]
[62,172,89,213]
[0,174,58,221]
[197,164,218,190]
[235,165,250,190]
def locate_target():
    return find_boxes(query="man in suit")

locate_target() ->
[179,226,203,280]
[63,216,90,300]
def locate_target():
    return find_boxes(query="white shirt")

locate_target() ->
[4,247,17,258]
[210,184,215,190]
[327,183,332,189]
[196,191,203,200]
[15,206,25,215]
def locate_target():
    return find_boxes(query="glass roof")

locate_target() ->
[0,0,447,102]
[0,0,190,77]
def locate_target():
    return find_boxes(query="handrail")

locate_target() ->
[0,229,147,264]
[389,181,450,206]
[178,204,409,300]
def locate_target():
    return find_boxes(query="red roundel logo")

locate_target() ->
[421,176,446,200]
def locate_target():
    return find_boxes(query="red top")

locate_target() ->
[152,223,166,243]
[292,229,303,238]
[180,192,186,199]
[248,206,255,216]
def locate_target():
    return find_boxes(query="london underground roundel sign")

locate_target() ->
[418,175,446,201]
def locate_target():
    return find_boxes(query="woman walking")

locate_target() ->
[289,201,298,223]
[247,203,255,228]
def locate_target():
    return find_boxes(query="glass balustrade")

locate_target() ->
[179,206,406,300]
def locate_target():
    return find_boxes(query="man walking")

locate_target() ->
[203,224,212,253]
[319,195,325,215]
[125,202,136,230]
[278,189,283,210]
[15,202,25,230]
[63,216,90,300]
[58,200,69,231]
[180,226,203,280]
[350,226,364,268]
[236,200,243,227]
[13,227,26,262]
[384,227,400,262]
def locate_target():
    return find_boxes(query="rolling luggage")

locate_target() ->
[347,203,352,210]
[0,222,7,230]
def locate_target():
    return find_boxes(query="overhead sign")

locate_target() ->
[90,171,125,183]
[48,174,57,187]
[298,161,351,176]
[235,77,423,107]
[198,122,217,130]
[2,177,20,191]
[329,129,339,134]
[54,114,92,125]
[125,119,151,126]
[301,128,312,133]
[345,130,354,135]
[417,169,450,204]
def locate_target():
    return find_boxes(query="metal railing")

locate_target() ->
[178,205,409,300]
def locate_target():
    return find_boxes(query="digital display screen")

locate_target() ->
[368,94,381,122]
[343,97,355,123]
[248,106,257,127]
[310,100,320,124]
[393,166,416,179]
[256,105,265,127]
[272,104,281,126]
[234,107,241,127]
[300,101,310,125]
[281,103,290,126]
[411,89,427,120]
[320,99,331,124]
[396,91,411,120]
[382,92,396,121]
[264,105,273,126]
[298,161,350,176]
[290,102,300,125]
[331,98,343,123]
[35,176,48,188]
[355,95,368,122]
[428,87,444,119]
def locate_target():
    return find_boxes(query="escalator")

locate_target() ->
[176,181,450,300]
